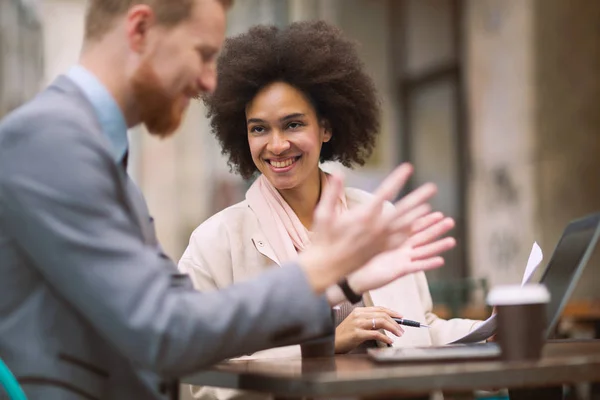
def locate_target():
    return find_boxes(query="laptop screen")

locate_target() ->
[539,213,600,338]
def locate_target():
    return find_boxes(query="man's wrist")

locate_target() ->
[299,248,341,295]
[325,284,345,306]
[326,278,363,306]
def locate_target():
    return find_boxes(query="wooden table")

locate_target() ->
[183,340,600,399]
[562,299,600,320]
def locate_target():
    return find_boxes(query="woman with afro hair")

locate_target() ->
[179,20,482,399]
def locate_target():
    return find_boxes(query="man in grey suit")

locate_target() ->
[0,0,452,399]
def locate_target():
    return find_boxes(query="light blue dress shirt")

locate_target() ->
[66,65,129,164]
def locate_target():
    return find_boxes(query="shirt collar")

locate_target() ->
[66,65,129,163]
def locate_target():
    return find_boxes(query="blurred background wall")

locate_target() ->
[2,0,599,342]
[0,0,43,115]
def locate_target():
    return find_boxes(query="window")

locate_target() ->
[391,0,468,283]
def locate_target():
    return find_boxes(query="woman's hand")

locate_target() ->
[335,306,405,354]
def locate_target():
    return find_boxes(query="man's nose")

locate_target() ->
[197,68,217,95]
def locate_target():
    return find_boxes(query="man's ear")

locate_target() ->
[126,4,155,54]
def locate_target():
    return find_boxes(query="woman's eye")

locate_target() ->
[250,126,265,134]
[288,122,303,130]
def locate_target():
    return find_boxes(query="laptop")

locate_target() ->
[368,212,600,363]
[539,212,600,338]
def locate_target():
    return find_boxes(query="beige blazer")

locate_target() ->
[178,187,481,399]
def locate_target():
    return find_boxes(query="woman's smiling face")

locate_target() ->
[246,81,331,191]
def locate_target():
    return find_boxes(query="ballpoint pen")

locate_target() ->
[393,317,430,328]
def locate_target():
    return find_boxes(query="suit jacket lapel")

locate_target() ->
[120,173,157,245]
[51,76,152,243]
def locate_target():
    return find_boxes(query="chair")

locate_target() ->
[0,358,26,400]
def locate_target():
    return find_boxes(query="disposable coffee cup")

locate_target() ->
[300,336,335,358]
[487,284,550,361]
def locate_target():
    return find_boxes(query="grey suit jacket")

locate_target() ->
[0,76,333,400]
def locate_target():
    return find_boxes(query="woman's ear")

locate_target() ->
[321,120,332,143]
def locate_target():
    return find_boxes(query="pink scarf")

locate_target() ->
[246,170,347,265]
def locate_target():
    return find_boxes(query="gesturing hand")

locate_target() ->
[335,307,405,354]
[300,163,429,294]
[348,211,456,295]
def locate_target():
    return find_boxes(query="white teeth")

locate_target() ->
[270,158,296,169]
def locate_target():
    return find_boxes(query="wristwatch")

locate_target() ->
[337,278,362,304]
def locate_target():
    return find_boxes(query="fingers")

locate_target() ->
[405,257,445,273]
[411,212,445,233]
[371,315,405,337]
[313,173,344,232]
[389,203,432,234]
[407,217,455,247]
[382,204,432,251]
[354,306,402,319]
[410,237,456,260]
[342,307,414,347]
[355,308,405,337]
[362,330,395,346]
[393,182,437,216]
[370,163,414,209]
[381,183,439,241]
[375,306,403,319]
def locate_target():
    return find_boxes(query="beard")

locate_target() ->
[131,59,190,138]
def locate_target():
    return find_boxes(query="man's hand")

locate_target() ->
[299,163,436,295]
[347,211,456,295]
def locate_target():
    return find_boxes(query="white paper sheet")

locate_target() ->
[448,242,543,344]
[522,242,543,285]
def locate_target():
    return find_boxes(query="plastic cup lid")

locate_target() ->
[487,283,550,306]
